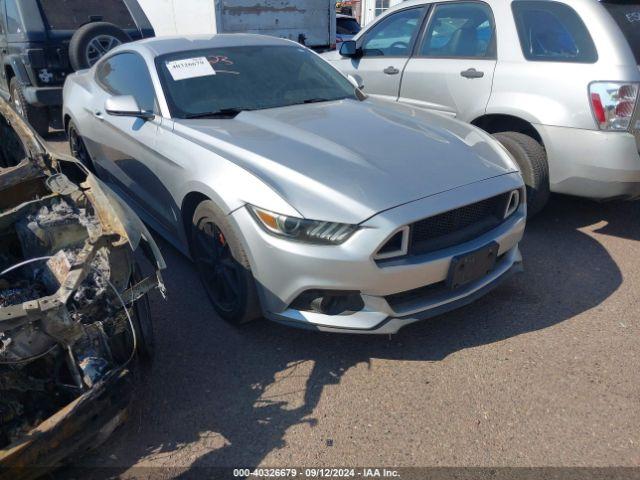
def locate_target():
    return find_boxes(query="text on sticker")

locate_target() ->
[166,57,216,81]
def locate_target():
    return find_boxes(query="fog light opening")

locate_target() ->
[290,290,365,316]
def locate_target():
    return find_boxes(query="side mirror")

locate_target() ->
[105,95,154,120]
[347,74,364,90]
[339,40,359,57]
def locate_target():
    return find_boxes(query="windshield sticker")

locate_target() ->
[209,55,234,66]
[166,57,216,81]
[626,11,640,23]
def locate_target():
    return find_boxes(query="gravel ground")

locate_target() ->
[46,135,640,476]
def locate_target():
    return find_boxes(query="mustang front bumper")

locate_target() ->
[231,173,526,334]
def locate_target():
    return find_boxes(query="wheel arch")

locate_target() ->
[63,113,73,133]
[4,64,15,85]
[181,191,212,245]
[471,114,545,147]
[4,57,32,86]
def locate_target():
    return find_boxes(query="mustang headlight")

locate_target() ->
[248,206,357,245]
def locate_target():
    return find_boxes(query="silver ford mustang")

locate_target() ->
[63,34,526,334]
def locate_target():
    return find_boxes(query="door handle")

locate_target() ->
[460,68,484,79]
[93,111,104,121]
[383,66,400,75]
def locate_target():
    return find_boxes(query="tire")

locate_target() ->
[9,78,49,137]
[68,120,96,173]
[493,132,550,217]
[130,262,155,363]
[189,200,261,325]
[69,22,131,71]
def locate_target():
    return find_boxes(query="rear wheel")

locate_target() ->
[493,132,550,216]
[10,78,49,137]
[68,121,96,173]
[189,200,261,325]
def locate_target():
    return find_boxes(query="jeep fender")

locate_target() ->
[4,55,33,87]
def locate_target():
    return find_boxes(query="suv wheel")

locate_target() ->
[69,22,131,71]
[493,132,550,217]
[189,200,261,325]
[10,78,49,137]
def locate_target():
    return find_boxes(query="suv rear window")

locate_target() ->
[602,1,640,64]
[337,17,361,35]
[38,0,136,30]
[512,0,598,63]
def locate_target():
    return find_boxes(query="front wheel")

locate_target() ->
[10,78,49,137]
[493,132,550,217]
[190,200,261,325]
[130,262,155,363]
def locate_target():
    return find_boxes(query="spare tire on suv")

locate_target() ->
[69,22,131,71]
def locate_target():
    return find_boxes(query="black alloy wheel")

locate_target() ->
[189,200,261,325]
[68,122,96,173]
[192,219,245,314]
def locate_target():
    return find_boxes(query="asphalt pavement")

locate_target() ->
[47,134,640,475]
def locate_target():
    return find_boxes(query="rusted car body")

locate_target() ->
[0,98,165,479]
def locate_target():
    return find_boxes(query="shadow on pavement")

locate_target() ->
[59,194,630,478]
[541,194,640,242]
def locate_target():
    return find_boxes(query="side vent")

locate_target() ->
[504,190,521,219]
[374,226,409,260]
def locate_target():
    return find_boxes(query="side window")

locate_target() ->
[420,2,496,58]
[512,0,597,63]
[361,7,425,57]
[96,53,157,113]
[5,0,23,34]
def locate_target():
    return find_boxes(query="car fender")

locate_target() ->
[177,172,301,222]
[4,55,32,86]
[485,90,573,129]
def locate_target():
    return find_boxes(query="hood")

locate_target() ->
[174,98,517,224]
[321,50,343,61]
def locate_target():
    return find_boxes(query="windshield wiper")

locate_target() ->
[184,108,246,119]
[302,98,334,104]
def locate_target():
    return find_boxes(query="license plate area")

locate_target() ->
[447,242,499,290]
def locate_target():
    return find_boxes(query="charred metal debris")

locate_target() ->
[0,99,165,476]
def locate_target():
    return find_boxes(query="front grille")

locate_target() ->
[408,192,511,256]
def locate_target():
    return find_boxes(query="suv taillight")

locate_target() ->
[589,82,639,131]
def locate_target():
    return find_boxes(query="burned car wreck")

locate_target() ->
[0,99,165,478]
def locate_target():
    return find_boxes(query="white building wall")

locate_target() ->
[360,0,405,26]
[138,0,217,36]
[138,0,334,47]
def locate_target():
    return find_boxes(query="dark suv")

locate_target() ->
[0,0,153,136]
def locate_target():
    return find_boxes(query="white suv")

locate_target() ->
[323,0,640,214]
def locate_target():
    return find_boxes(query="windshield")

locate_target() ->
[156,46,359,119]
[38,0,136,30]
[602,1,640,64]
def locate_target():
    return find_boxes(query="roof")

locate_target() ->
[382,0,597,13]
[134,34,298,57]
